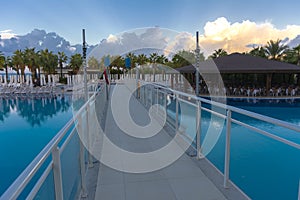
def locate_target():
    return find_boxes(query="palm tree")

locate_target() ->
[264,39,288,60]
[24,48,40,79]
[125,52,137,68]
[248,46,267,58]
[284,44,300,65]
[170,50,204,68]
[12,49,25,81]
[0,51,5,70]
[136,54,149,66]
[109,55,125,68]
[209,48,228,58]
[88,56,99,69]
[4,56,12,80]
[149,53,159,64]
[58,51,68,79]
[40,49,58,75]
[70,54,83,74]
[156,54,168,64]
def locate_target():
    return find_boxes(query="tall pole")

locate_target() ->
[195,31,200,96]
[82,29,88,101]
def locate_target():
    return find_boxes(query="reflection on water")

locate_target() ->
[0,95,71,126]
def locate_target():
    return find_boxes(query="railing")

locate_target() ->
[0,82,108,200]
[138,80,300,198]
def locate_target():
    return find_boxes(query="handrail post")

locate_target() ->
[52,147,63,200]
[150,86,153,107]
[196,100,202,159]
[175,94,179,132]
[156,87,159,113]
[147,85,150,107]
[224,109,232,188]
[298,179,300,200]
[78,116,88,198]
[143,84,146,105]
[164,92,167,111]
[86,105,93,168]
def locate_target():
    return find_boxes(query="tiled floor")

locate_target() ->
[88,85,245,200]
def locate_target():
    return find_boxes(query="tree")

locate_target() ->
[125,52,137,68]
[88,56,99,69]
[149,53,159,64]
[70,54,83,73]
[136,54,149,66]
[248,46,267,58]
[209,48,228,58]
[40,49,58,75]
[284,44,300,65]
[0,51,5,70]
[156,54,168,65]
[109,55,125,68]
[4,56,12,80]
[24,48,40,78]
[58,51,68,78]
[264,39,288,60]
[0,52,7,80]
[12,50,25,75]
[170,50,204,68]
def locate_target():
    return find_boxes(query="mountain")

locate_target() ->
[0,29,96,57]
[286,35,300,48]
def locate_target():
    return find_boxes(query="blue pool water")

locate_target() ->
[168,98,300,200]
[0,96,73,196]
[1,93,300,199]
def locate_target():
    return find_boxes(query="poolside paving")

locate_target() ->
[85,84,248,200]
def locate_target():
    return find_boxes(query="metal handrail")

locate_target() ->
[0,83,105,200]
[143,81,300,133]
[139,80,300,194]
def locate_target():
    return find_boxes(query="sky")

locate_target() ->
[1,0,300,55]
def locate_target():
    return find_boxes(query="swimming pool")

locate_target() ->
[2,92,300,199]
[169,98,300,200]
[0,96,73,196]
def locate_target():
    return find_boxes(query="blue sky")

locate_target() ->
[1,0,300,45]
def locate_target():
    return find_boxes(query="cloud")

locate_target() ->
[89,27,170,59]
[0,29,17,39]
[164,32,195,55]
[107,34,118,43]
[89,18,300,59]
[199,17,300,55]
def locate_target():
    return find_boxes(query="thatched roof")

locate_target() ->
[177,53,300,74]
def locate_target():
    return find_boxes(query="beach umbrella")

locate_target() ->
[66,75,70,85]
[30,75,33,87]
[11,69,17,85]
[48,75,51,86]
[25,75,29,86]
[18,69,22,83]
[24,66,32,85]
[52,74,56,86]
[0,70,5,84]
[43,74,45,86]
[24,66,31,75]
[40,74,43,86]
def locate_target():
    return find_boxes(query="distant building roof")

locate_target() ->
[177,53,300,74]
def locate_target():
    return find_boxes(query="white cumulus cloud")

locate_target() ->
[0,29,17,39]
[199,17,300,55]
[89,18,300,59]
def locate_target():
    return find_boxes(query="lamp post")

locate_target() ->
[195,31,200,96]
[82,29,88,101]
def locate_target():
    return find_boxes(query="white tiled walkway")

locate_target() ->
[92,85,234,200]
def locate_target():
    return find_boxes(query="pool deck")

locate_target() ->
[83,85,249,200]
